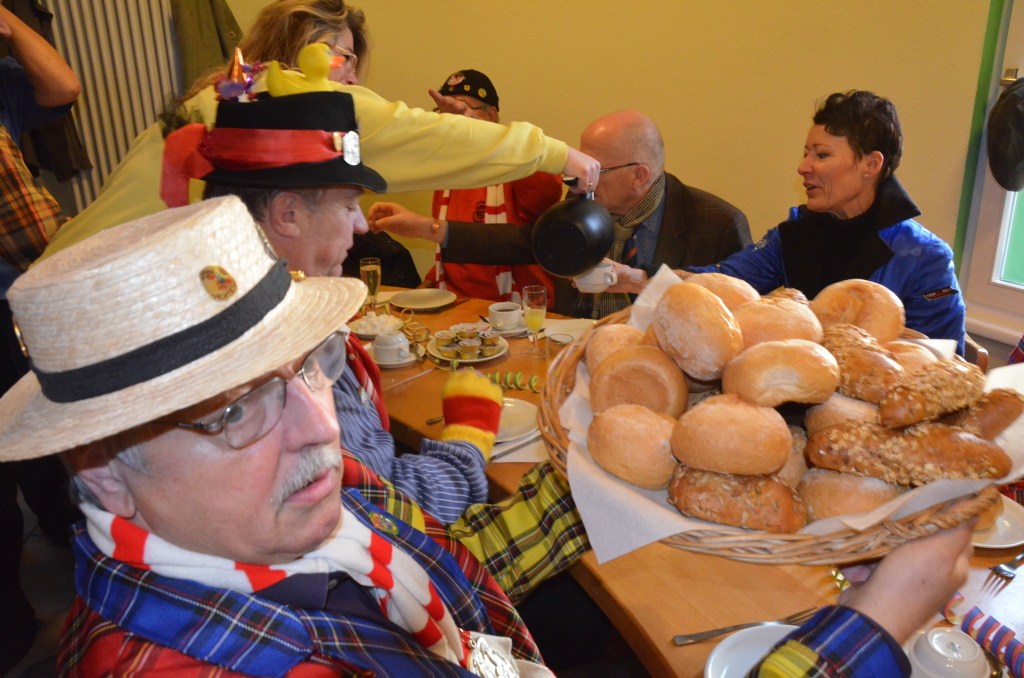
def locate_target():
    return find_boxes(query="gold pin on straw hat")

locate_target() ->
[0,196,366,462]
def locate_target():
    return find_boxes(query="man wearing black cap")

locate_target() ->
[424,70,562,306]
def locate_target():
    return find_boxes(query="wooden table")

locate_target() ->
[374,289,1024,677]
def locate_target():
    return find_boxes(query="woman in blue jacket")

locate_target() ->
[690,91,967,354]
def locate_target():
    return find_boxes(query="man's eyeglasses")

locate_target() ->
[600,162,641,174]
[326,44,358,72]
[159,332,347,449]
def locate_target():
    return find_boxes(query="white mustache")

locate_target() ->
[274,444,342,509]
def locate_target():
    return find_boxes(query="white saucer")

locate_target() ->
[973,495,1024,548]
[426,337,508,363]
[369,344,424,369]
[704,625,798,678]
[390,288,457,310]
[489,322,530,337]
[496,398,539,442]
[542,318,596,341]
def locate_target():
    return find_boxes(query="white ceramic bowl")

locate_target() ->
[907,628,989,678]
[704,625,798,678]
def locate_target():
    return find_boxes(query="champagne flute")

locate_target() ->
[360,257,381,309]
[522,285,547,358]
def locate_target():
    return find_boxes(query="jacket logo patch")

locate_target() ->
[921,286,958,301]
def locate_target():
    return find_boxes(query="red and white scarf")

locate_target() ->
[81,503,466,664]
[435,184,515,300]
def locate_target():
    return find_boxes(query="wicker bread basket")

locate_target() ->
[538,308,1002,565]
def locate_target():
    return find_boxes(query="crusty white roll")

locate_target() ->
[811,279,905,343]
[585,324,646,371]
[797,469,904,522]
[670,393,791,475]
[653,283,744,381]
[883,340,938,374]
[804,393,879,437]
[587,405,678,490]
[684,272,760,311]
[721,339,839,407]
[590,345,689,418]
[778,426,809,490]
[732,297,824,348]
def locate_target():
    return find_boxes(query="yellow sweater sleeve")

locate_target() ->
[38,84,568,261]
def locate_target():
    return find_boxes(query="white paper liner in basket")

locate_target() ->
[562,265,1024,564]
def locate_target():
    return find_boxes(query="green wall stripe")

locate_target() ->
[954,0,1009,270]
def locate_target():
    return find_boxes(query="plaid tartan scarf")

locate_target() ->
[589,173,666,318]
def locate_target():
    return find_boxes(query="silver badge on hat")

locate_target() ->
[343,130,361,165]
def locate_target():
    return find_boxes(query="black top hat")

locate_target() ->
[202,91,387,193]
[988,78,1024,192]
[438,70,499,110]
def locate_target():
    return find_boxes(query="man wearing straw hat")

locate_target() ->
[0,194,983,678]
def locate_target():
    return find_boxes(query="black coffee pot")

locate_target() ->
[531,177,614,278]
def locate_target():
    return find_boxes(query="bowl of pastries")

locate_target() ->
[538,271,1022,564]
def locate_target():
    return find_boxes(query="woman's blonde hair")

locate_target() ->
[183,0,369,100]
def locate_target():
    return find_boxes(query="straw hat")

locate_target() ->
[0,196,365,462]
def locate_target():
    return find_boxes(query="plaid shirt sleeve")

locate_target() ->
[0,124,64,271]
[748,606,910,678]
[1009,334,1024,365]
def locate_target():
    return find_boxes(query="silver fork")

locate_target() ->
[672,607,819,646]
[990,551,1024,579]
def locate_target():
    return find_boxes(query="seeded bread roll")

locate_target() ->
[587,405,678,489]
[671,393,791,475]
[777,426,809,490]
[878,359,986,428]
[804,393,879,437]
[805,421,1011,486]
[766,287,809,305]
[684,272,760,311]
[590,345,689,418]
[797,469,904,522]
[941,388,1024,440]
[653,283,744,381]
[585,324,646,371]
[883,340,938,374]
[822,324,903,404]
[667,465,806,533]
[722,339,839,407]
[732,297,824,348]
[811,279,906,342]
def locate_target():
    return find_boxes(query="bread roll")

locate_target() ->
[587,405,678,489]
[590,345,688,418]
[733,297,824,347]
[883,340,938,374]
[653,283,744,381]
[684,272,760,311]
[805,421,1012,486]
[811,279,905,342]
[766,287,809,305]
[585,324,646,371]
[797,469,904,522]
[722,339,839,407]
[777,426,809,490]
[667,466,806,533]
[822,324,903,404]
[878,359,986,428]
[804,393,879,437]
[975,496,1006,532]
[944,388,1024,440]
[671,393,791,475]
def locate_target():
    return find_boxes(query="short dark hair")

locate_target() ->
[203,183,328,222]
[813,91,902,179]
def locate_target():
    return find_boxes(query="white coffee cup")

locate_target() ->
[488,302,523,330]
[906,628,989,678]
[373,330,410,362]
[573,262,618,293]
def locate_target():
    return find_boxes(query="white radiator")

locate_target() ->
[41,0,183,213]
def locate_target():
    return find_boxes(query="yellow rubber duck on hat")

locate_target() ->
[265,43,341,97]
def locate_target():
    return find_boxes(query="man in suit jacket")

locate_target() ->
[368,110,752,317]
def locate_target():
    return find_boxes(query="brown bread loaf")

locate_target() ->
[653,283,744,381]
[590,345,689,418]
[685,272,760,310]
[732,297,824,348]
[810,278,905,342]
[722,339,839,407]
[587,405,678,490]
[585,324,646,371]
[805,421,1011,486]
[878,359,986,428]
[940,388,1024,440]
[667,465,806,533]
[822,324,903,404]
[797,469,904,522]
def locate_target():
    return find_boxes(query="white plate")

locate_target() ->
[427,337,508,364]
[542,318,596,341]
[973,495,1024,548]
[496,398,539,443]
[704,625,798,678]
[368,343,424,369]
[390,289,457,310]
[490,322,530,338]
[364,290,398,306]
